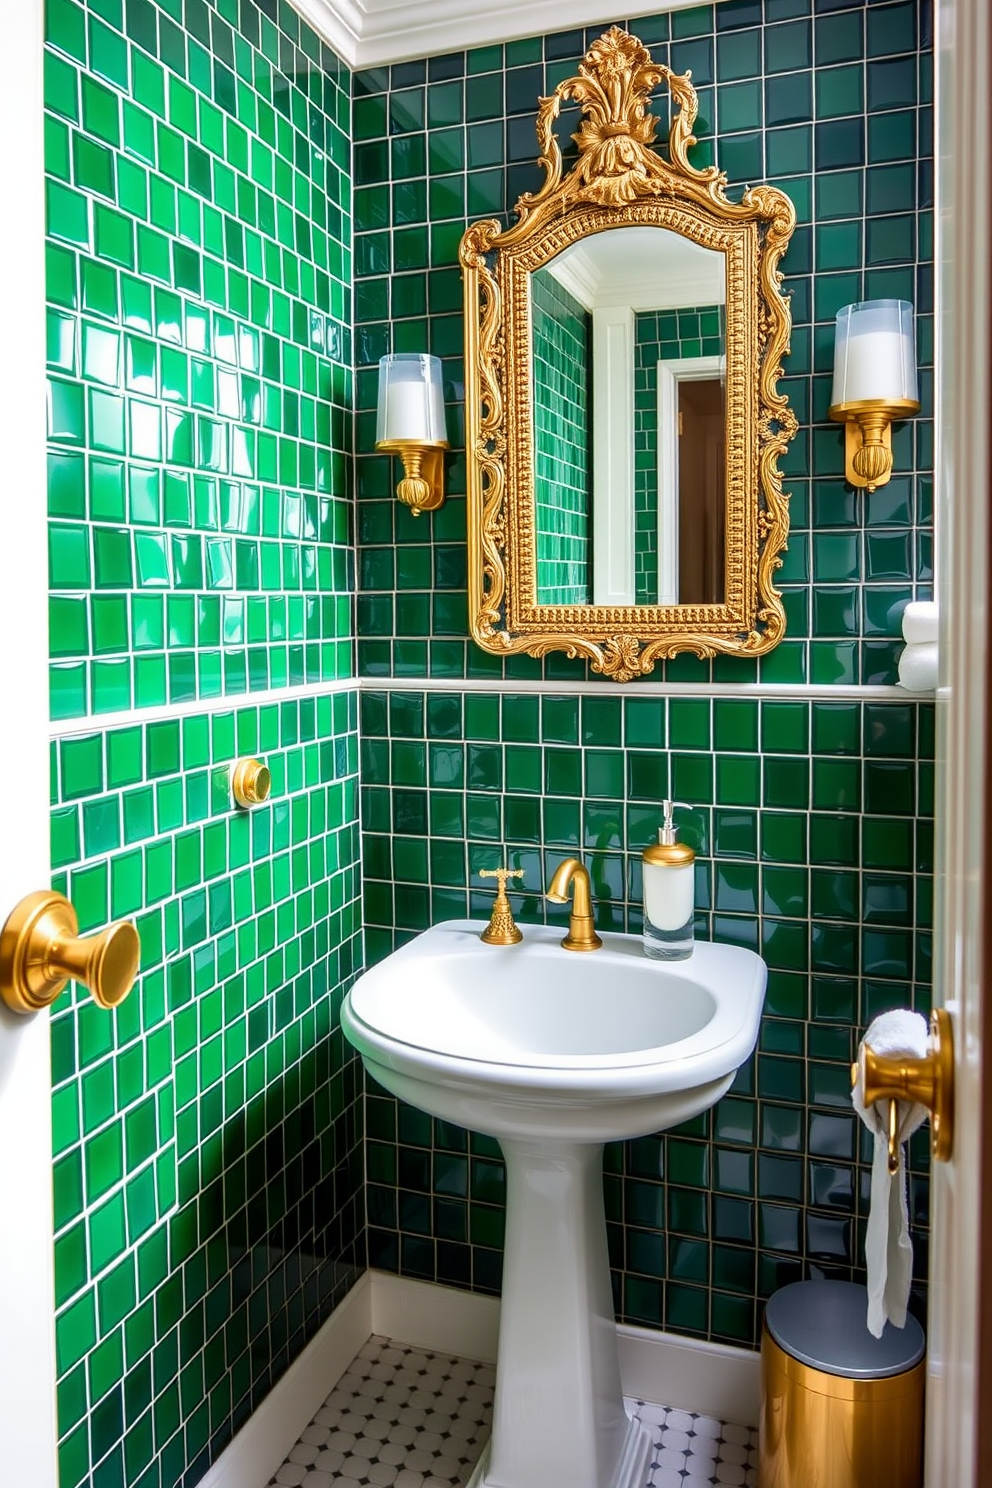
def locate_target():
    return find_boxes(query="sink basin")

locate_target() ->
[342,920,767,1488]
[342,920,766,1143]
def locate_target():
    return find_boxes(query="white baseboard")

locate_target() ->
[370,1270,501,1363]
[617,1321,760,1428]
[200,1270,759,1486]
[197,1274,372,1488]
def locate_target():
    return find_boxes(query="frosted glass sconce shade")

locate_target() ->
[376,354,449,514]
[828,300,920,492]
[376,354,447,442]
[831,300,918,406]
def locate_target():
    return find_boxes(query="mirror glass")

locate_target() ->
[531,226,727,608]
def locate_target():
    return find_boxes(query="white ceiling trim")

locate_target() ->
[289,0,363,67]
[288,0,706,69]
[545,228,726,313]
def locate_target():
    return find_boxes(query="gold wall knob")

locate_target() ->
[231,757,271,808]
[0,891,141,1015]
[854,1007,954,1169]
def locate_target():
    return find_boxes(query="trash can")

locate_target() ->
[759,1280,925,1488]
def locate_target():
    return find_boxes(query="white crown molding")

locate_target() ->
[288,0,706,69]
[546,229,726,314]
[289,0,363,67]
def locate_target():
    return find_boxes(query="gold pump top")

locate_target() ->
[642,800,695,867]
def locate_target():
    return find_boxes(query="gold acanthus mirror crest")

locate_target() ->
[459,26,797,681]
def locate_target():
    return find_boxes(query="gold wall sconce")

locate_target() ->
[375,352,449,515]
[231,757,271,808]
[828,299,920,492]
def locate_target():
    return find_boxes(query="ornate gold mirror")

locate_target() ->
[460,27,797,681]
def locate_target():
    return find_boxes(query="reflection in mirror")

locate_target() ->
[531,226,727,609]
[531,266,592,605]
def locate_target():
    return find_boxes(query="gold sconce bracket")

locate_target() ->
[478,867,524,945]
[0,890,140,1014]
[852,1007,954,1173]
[376,440,448,515]
[231,757,271,809]
[829,397,920,492]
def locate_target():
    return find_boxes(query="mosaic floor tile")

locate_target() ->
[267,1336,494,1488]
[631,1401,758,1488]
[266,1337,758,1488]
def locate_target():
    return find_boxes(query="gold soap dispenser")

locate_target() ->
[642,800,695,960]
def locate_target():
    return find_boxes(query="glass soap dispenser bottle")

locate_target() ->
[642,800,695,960]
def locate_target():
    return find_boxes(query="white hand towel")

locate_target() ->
[851,1009,929,1338]
[901,600,938,645]
[898,641,938,692]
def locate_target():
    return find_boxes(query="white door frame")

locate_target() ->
[591,305,636,606]
[927,0,989,1480]
[0,1,59,1483]
[655,355,725,606]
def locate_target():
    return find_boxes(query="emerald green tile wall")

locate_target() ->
[532,268,591,605]
[51,690,363,1488]
[350,0,935,1352]
[634,304,725,605]
[39,0,939,1458]
[360,688,934,1345]
[45,0,354,721]
[44,1,365,1485]
[353,0,934,685]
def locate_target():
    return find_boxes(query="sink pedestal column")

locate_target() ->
[478,1138,652,1488]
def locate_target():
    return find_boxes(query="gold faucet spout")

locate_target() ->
[545,858,602,952]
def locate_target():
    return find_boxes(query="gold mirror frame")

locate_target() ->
[459,27,797,682]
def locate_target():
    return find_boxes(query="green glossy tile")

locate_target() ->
[669,699,711,750]
[765,71,812,125]
[720,80,763,132]
[812,757,860,810]
[864,759,915,815]
[868,109,916,164]
[809,813,859,867]
[760,701,809,754]
[815,64,864,119]
[716,755,761,807]
[812,702,860,754]
[867,56,917,111]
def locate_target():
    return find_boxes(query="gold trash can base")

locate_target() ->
[758,1282,924,1488]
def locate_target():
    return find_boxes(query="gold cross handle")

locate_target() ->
[478,868,524,945]
[479,867,525,891]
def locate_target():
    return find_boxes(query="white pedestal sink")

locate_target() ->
[342,922,767,1488]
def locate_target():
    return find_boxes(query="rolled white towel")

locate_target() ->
[851,1009,929,1338]
[898,641,938,692]
[901,600,938,645]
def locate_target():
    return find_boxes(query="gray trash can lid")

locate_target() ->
[765,1281,925,1380]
